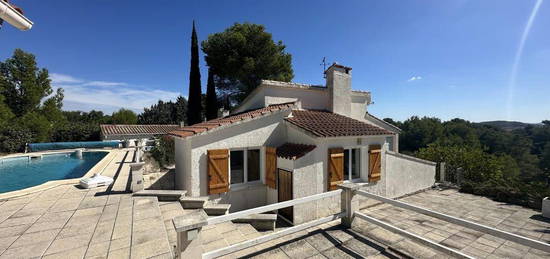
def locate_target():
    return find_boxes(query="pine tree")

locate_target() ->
[205,68,218,120]
[186,21,202,125]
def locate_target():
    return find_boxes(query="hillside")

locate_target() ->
[478,120,540,131]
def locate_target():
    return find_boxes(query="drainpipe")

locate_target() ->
[0,0,33,31]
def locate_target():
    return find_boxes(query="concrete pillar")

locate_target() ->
[338,182,362,228]
[439,162,446,183]
[543,197,550,218]
[173,210,208,258]
[129,162,145,193]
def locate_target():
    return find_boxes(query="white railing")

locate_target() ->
[173,189,343,259]
[355,189,550,254]
[173,184,550,259]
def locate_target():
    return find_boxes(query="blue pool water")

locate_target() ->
[0,151,107,193]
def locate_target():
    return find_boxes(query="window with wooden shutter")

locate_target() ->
[207,149,229,194]
[328,148,344,191]
[368,145,382,182]
[265,147,277,189]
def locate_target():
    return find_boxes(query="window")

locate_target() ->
[230,148,261,185]
[386,136,394,151]
[343,148,361,180]
[230,150,244,184]
[247,149,260,182]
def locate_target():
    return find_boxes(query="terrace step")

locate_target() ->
[131,197,173,258]
[203,203,231,216]
[180,196,209,209]
[133,190,187,201]
[232,213,277,231]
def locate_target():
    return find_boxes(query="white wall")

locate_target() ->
[384,151,436,198]
[175,110,291,211]
[234,85,329,113]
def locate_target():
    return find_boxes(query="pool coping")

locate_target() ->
[0,148,119,201]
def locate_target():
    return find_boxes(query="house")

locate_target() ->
[170,63,436,224]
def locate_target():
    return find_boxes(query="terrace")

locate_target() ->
[0,148,549,258]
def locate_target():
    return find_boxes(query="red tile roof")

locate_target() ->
[100,124,180,139]
[286,110,394,137]
[276,143,316,160]
[169,102,295,138]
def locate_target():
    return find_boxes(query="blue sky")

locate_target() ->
[1,0,549,123]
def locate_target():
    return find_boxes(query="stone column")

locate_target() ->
[129,162,145,192]
[439,162,446,183]
[173,210,208,258]
[338,182,362,228]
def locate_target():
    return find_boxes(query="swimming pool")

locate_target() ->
[0,151,108,193]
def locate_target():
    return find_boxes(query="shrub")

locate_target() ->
[151,135,175,167]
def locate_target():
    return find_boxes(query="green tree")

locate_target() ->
[205,68,218,120]
[399,116,444,153]
[111,108,138,124]
[202,22,294,106]
[0,49,54,116]
[138,97,188,125]
[187,21,203,125]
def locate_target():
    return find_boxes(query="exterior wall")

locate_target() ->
[349,94,369,121]
[233,85,329,114]
[384,151,436,198]
[175,110,290,212]
[292,152,324,224]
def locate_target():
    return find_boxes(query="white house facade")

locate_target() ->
[170,63,436,224]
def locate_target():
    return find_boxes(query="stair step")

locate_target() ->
[133,190,187,201]
[203,203,231,216]
[132,197,173,258]
[232,213,277,231]
[180,196,209,209]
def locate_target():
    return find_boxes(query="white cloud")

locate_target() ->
[407,76,422,82]
[50,73,82,84]
[50,73,180,114]
[83,81,128,87]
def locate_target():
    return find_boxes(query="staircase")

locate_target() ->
[131,197,173,258]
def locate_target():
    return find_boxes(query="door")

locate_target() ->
[277,169,293,222]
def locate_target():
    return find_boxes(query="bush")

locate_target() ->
[0,125,34,153]
[151,135,175,167]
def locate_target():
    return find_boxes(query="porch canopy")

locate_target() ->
[100,124,180,140]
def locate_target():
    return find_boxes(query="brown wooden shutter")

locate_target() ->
[328,148,344,191]
[369,145,382,182]
[207,149,229,194]
[265,147,277,189]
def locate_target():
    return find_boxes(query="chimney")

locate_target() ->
[325,62,352,116]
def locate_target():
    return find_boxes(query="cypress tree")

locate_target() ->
[205,68,218,120]
[186,20,202,125]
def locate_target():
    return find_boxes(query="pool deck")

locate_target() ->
[1,148,550,258]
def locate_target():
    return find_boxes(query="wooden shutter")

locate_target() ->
[328,148,344,191]
[207,149,229,194]
[265,147,277,189]
[369,145,382,182]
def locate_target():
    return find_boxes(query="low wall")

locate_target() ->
[384,151,436,198]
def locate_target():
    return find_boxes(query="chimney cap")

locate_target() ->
[324,62,352,74]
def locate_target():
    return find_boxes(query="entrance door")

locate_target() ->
[277,169,293,222]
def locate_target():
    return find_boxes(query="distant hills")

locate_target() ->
[478,121,542,131]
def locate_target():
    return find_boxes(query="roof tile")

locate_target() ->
[286,110,394,137]
[169,102,295,138]
[276,143,316,160]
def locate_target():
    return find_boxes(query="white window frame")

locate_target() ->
[228,147,262,188]
[343,147,362,182]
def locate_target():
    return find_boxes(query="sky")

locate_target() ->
[1,0,549,123]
